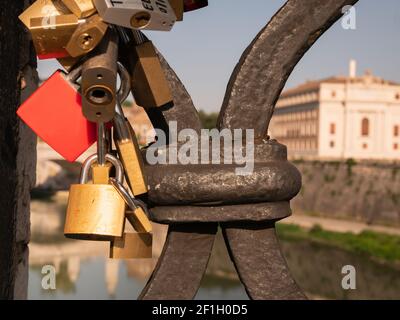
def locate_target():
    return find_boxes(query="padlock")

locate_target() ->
[120,30,173,109]
[110,232,152,259]
[114,100,148,196]
[19,0,72,29]
[93,0,176,31]
[61,0,97,18]
[109,177,152,259]
[168,0,184,21]
[183,0,208,11]
[66,14,108,58]
[91,127,113,184]
[81,28,118,123]
[91,162,112,184]
[57,56,82,72]
[64,154,126,240]
[17,65,97,162]
[19,0,80,59]
[110,178,152,233]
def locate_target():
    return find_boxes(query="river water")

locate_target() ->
[28,197,400,300]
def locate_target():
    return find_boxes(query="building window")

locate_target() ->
[330,141,335,148]
[361,118,370,137]
[394,125,399,137]
[394,143,399,150]
[332,91,337,98]
[396,93,400,100]
[363,143,368,150]
[330,123,336,135]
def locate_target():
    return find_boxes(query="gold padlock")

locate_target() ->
[19,0,72,29]
[91,162,112,184]
[114,111,148,196]
[61,0,97,18]
[110,232,152,259]
[169,0,184,21]
[81,28,118,123]
[109,178,152,259]
[109,178,152,234]
[122,30,173,109]
[57,56,81,72]
[126,209,152,234]
[64,154,126,241]
[19,0,80,59]
[66,14,108,58]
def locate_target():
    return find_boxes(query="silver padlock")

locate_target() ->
[92,0,176,31]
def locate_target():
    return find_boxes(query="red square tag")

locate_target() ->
[17,70,97,162]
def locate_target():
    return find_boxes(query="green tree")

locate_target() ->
[198,110,219,130]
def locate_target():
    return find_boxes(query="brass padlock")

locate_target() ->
[114,111,148,196]
[66,14,108,58]
[91,162,112,184]
[81,28,118,123]
[19,0,72,29]
[64,154,126,240]
[121,30,173,109]
[109,178,152,259]
[19,0,80,59]
[61,0,97,18]
[57,56,82,72]
[110,232,152,259]
[110,178,152,233]
[169,0,184,21]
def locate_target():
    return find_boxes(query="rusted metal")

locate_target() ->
[139,223,218,300]
[138,0,360,300]
[222,221,306,300]
[144,140,301,207]
[150,202,291,224]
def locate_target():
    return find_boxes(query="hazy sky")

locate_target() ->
[38,0,400,112]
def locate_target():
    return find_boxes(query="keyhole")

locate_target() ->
[130,11,151,29]
[79,33,93,50]
[86,87,113,105]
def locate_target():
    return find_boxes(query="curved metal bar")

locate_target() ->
[217,0,359,137]
[154,51,203,135]
[221,221,306,300]
[139,223,218,300]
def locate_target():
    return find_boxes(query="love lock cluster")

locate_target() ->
[17,0,208,260]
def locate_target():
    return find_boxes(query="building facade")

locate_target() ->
[269,62,400,160]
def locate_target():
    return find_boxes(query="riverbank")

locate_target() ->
[277,218,400,264]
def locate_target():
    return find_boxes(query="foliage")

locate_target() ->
[198,110,219,130]
[276,223,400,262]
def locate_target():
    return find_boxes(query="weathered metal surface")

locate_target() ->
[146,162,301,206]
[139,223,218,300]
[0,0,38,299]
[138,0,362,301]
[222,222,306,300]
[150,201,291,224]
[142,47,202,138]
[217,0,360,137]
[144,140,301,206]
[155,52,202,135]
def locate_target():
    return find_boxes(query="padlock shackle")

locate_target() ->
[97,123,107,165]
[109,178,150,217]
[117,62,131,104]
[80,153,124,184]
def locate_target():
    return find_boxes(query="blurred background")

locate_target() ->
[30,0,400,299]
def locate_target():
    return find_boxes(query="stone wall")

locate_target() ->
[292,160,400,227]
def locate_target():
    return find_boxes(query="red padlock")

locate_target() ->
[17,66,97,162]
[184,0,208,12]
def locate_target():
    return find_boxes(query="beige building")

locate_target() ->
[269,61,400,160]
